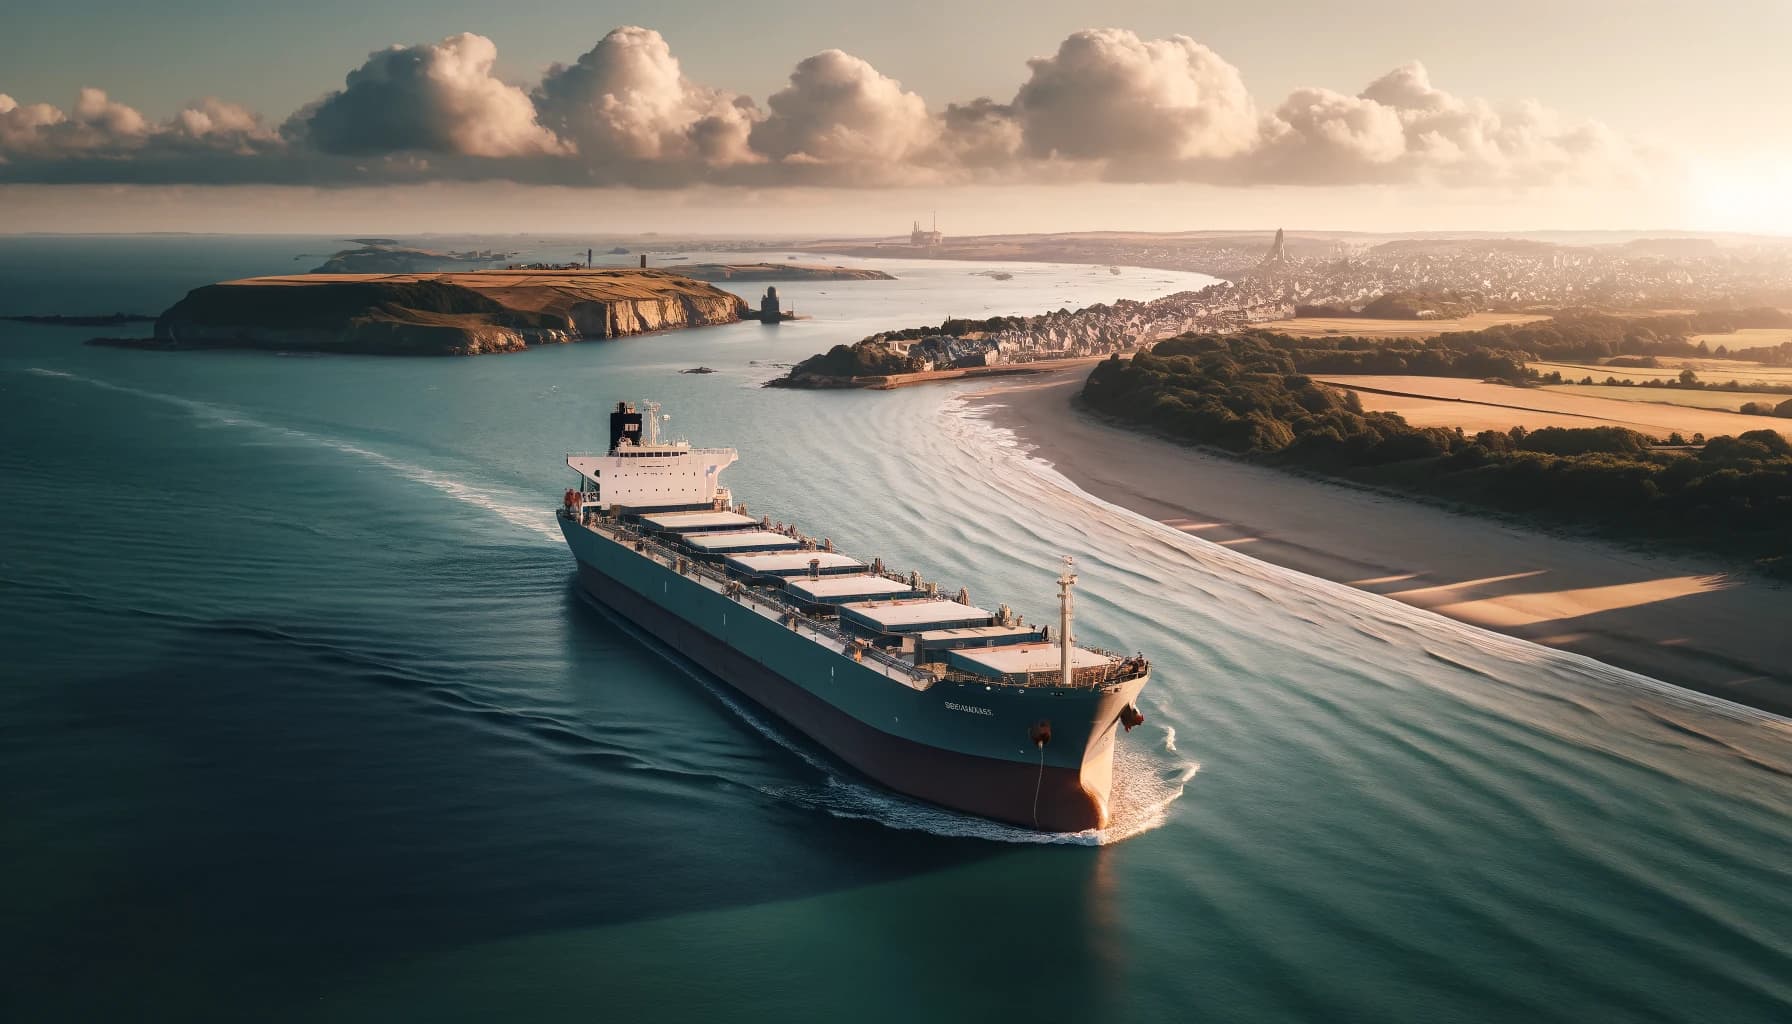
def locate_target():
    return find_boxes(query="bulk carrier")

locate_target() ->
[557,401,1150,832]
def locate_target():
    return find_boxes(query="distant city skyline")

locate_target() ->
[3,1,1787,234]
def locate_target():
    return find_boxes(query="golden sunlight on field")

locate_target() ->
[1690,327,1792,348]
[1267,312,1548,339]
[1542,384,1791,413]
[1528,360,1792,388]
[1315,375,1792,439]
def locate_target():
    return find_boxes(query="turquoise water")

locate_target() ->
[1,237,1788,1023]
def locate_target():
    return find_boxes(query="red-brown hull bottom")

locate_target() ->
[576,564,1107,832]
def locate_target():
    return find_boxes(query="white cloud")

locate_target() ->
[1010,29,1259,166]
[167,98,264,140]
[748,50,938,171]
[1252,62,1646,186]
[940,98,1024,170]
[0,88,148,157]
[0,94,67,157]
[297,32,568,158]
[534,26,757,169]
[0,28,1653,192]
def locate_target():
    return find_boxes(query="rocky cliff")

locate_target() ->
[152,270,747,356]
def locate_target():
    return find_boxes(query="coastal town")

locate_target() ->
[781,225,1792,377]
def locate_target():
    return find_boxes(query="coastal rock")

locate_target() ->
[152,270,747,356]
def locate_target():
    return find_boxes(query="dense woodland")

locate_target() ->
[877,315,1028,341]
[777,340,920,381]
[1083,335,1792,576]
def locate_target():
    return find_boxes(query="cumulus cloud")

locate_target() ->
[167,97,265,141]
[0,89,282,181]
[748,50,939,178]
[1249,87,1411,183]
[0,88,147,158]
[1251,61,1644,186]
[534,26,757,171]
[297,32,568,158]
[939,98,1024,170]
[1009,29,1258,167]
[0,27,1652,190]
[0,94,67,156]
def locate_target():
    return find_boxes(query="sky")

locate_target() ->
[2,0,1789,235]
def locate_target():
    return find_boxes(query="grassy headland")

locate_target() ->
[113,270,747,356]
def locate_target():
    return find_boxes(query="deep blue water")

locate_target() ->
[1,236,1788,1023]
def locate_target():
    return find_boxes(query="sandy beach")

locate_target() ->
[968,371,1792,717]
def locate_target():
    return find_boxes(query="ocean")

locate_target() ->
[1,236,1788,1023]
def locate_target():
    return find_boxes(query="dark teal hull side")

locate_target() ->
[560,514,1145,831]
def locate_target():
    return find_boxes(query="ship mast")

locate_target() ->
[1057,555,1076,687]
[643,400,663,446]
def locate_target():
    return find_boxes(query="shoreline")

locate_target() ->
[864,354,1124,390]
[966,371,1792,717]
[767,354,1130,391]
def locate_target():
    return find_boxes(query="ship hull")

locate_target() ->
[562,517,1145,832]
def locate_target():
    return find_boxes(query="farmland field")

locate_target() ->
[1691,326,1792,349]
[1266,311,1548,338]
[1541,383,1792,413]
[1314,374,1792,439]
[1529,359,1792,387]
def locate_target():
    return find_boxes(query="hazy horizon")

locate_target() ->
[6,221,1789,243]
[4,1,1789,233]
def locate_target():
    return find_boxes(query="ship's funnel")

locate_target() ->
[609,401,642,452]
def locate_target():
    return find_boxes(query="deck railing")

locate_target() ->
[941,659,1149,691]
[569,510,1142,692]
[585,515,938,686]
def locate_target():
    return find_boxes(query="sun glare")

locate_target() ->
[1687,162,1792,236]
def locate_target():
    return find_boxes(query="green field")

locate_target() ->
[1541,383,1792,413]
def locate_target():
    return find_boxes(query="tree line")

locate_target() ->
[1430,308,1789,363]
[1082,335,1792,576]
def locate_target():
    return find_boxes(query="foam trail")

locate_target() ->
[309,436,560,542]
[22,367,561,542]
[29,366,1194,842]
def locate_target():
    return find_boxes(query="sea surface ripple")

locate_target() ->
[1,237,1787,1023]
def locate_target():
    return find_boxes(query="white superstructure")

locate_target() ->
[567,401,738,511]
